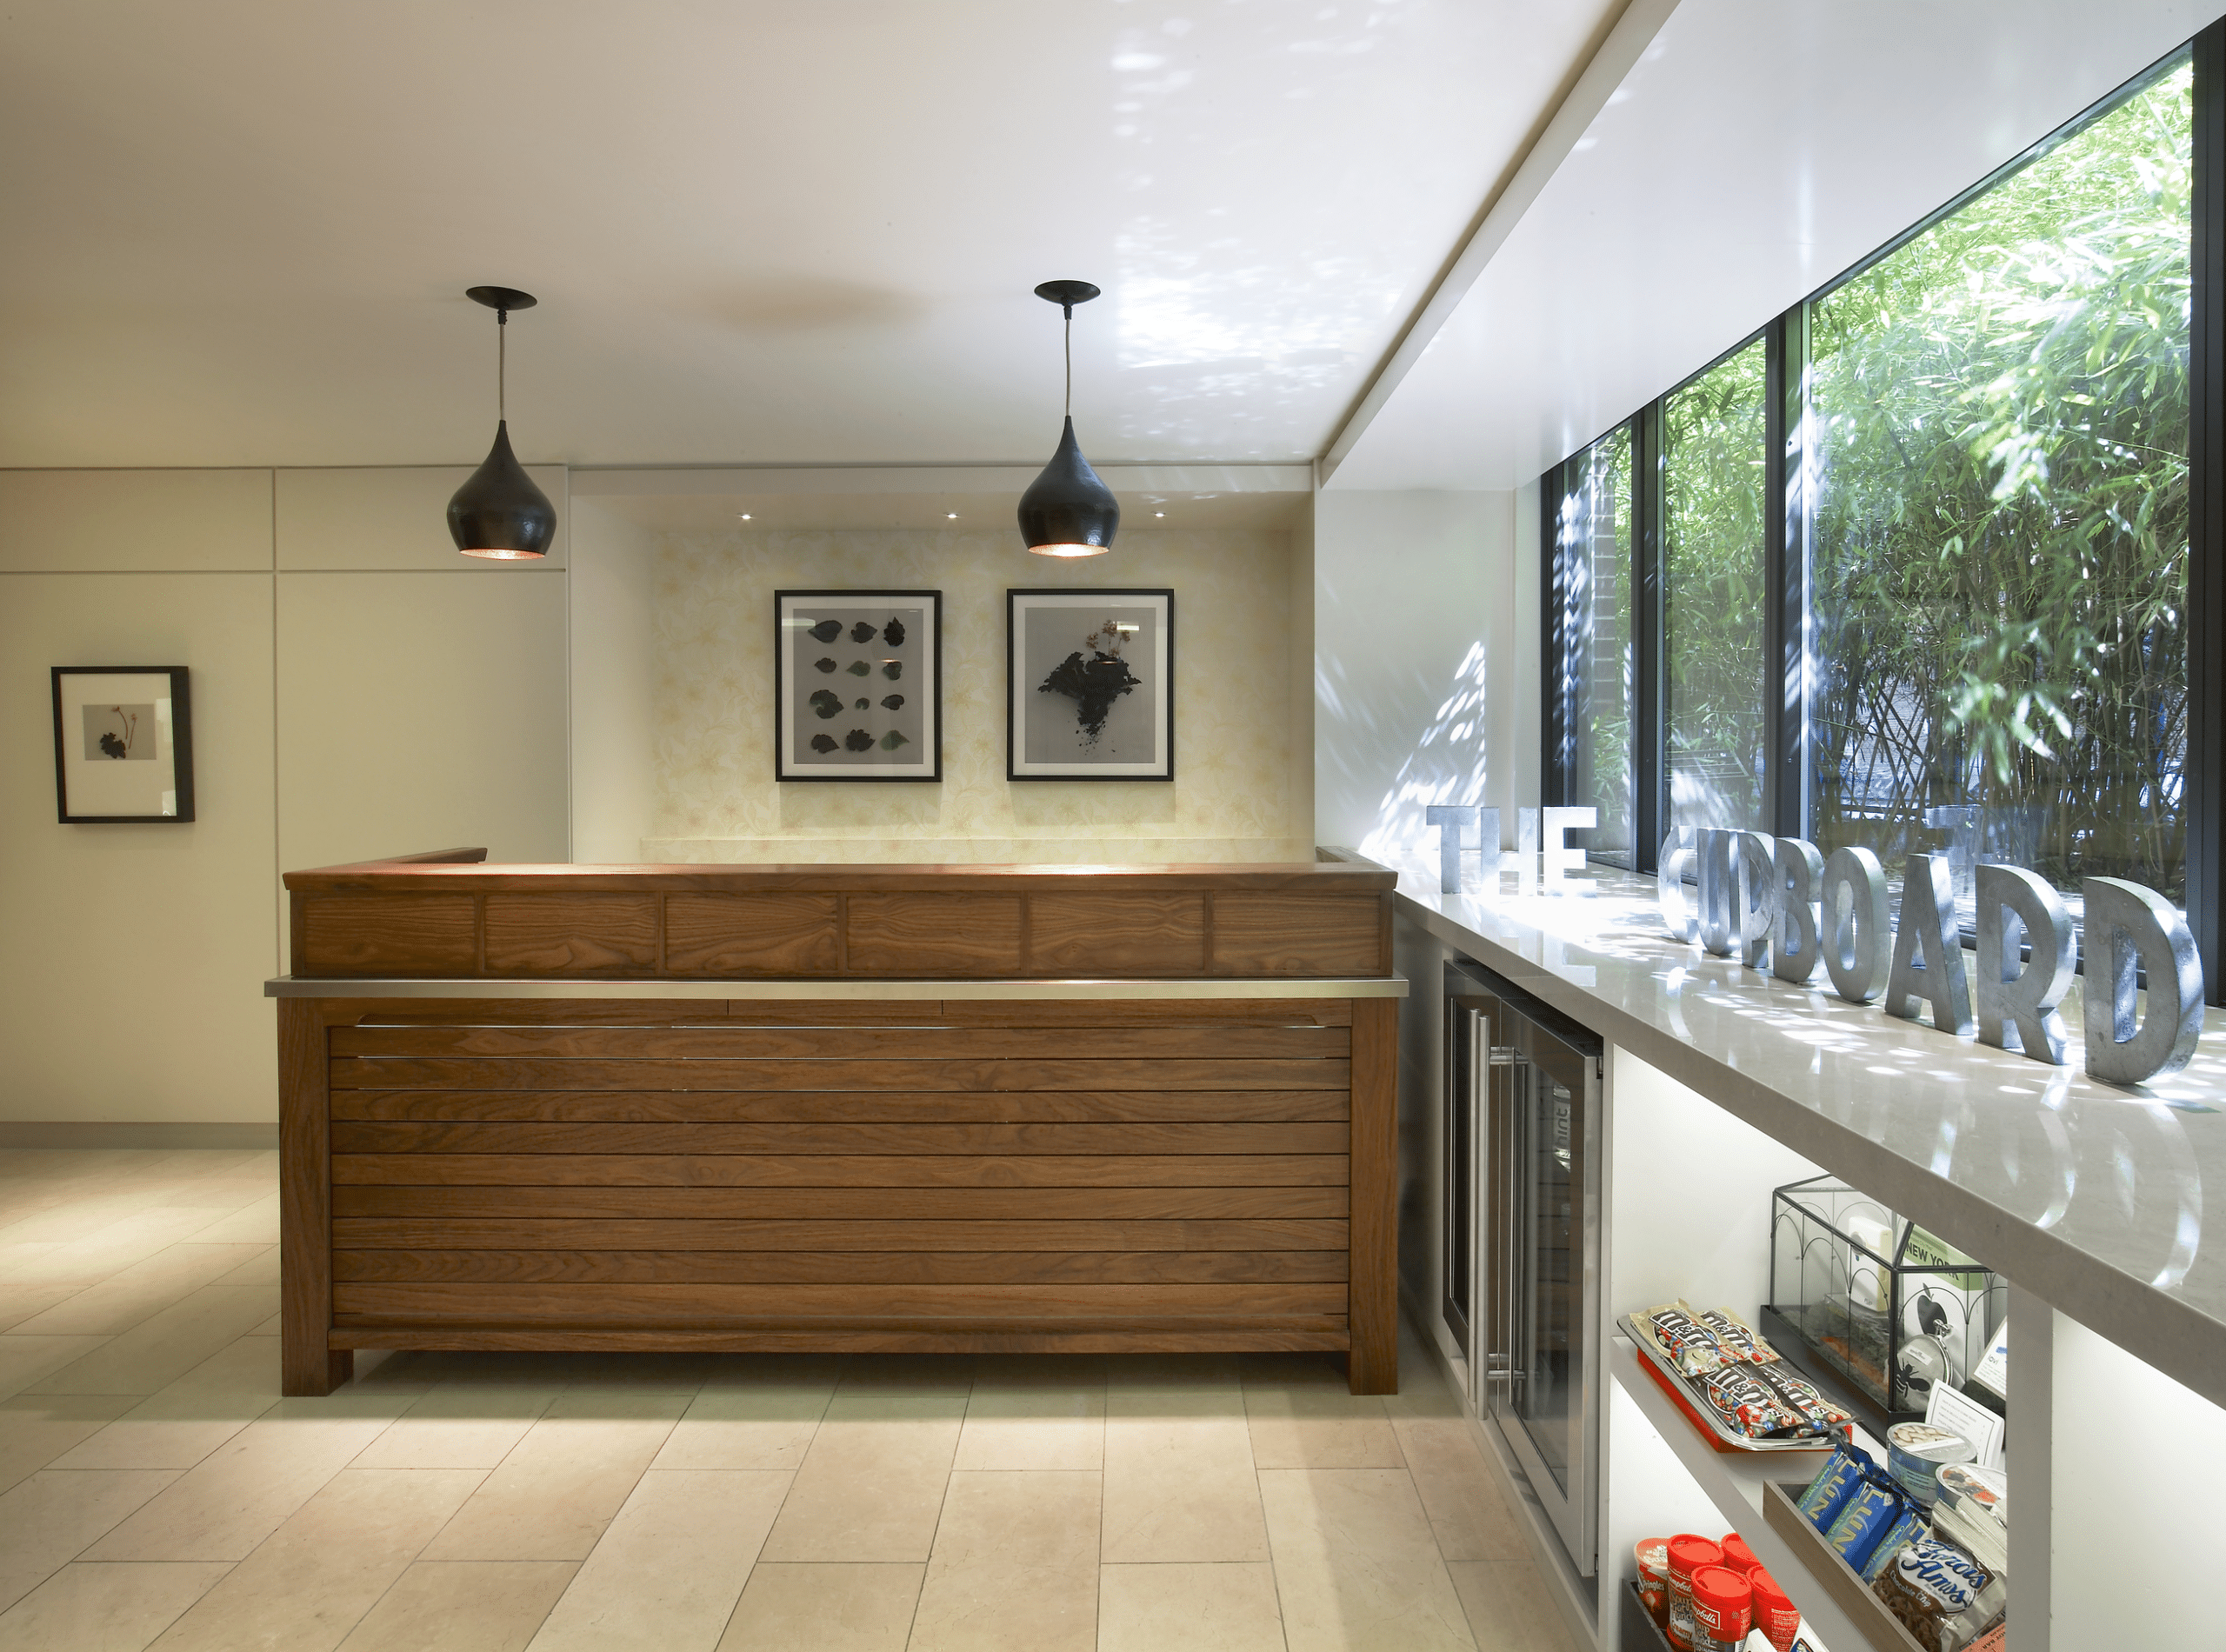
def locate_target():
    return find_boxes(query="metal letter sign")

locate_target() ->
[1658,832,1697,944]
[1974,863,2074,1064]
[1771,838,1824,984]
[1885,854,1974,1036]
[2082,877,2203,1084]
[1820,847,1892,1004]
[1425,805,1475,896]
[1430,809,2207,1087]
[1541,807,1597,891]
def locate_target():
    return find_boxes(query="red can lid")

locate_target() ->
[1690,1564,1754,1619]
[1747,1566,1795,1614]
[1666,1535,1724,1580]
[1720,1535,1758,1574]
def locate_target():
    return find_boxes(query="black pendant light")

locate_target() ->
[1018,280,1119,557]
[448,285,557,560]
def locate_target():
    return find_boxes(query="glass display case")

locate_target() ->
[1763,1175,2005,1434]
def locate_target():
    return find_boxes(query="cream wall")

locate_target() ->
[641,525,1311,864]
[1312,489,1525,859]
[0,465,570,1125]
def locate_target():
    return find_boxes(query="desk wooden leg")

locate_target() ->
[279,999,347,1396]
[1347,995,1398,1395]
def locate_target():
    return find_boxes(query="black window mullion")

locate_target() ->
[2190,18,2224,1003]
[1768,307,1810,842]
[1542,460,1570,807]
[1634,402,1666,872]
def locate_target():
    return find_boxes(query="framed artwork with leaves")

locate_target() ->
[1007,589,1174,781]
[773,590,942,781]
[52,666,196,823]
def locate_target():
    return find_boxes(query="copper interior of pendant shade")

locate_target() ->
[1027,542,1112,558]
[459,546,547,560]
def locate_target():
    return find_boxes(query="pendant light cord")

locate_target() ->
[1063,310,1072,419]
[497,308,508,423]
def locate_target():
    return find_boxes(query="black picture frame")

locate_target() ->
[52,666,196,823]
[773,590,943,782]
[1007,588,1176,782]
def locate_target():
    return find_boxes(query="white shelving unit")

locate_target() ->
[1610,1335,1859,1652]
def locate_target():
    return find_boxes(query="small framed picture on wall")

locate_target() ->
[773,590,943,781]
[51,666,195,823]
[1007,589,1174,781]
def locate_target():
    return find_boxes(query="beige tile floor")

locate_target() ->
[0,1148,1584,1652]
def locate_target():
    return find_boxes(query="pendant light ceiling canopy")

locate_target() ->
[448,285,557,561]
[1018,280,1119,558]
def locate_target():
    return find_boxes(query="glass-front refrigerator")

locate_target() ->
[1444,958,1603,1578]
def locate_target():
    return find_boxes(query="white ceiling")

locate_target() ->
[1329,0,2222,490]
[0,0,1620,470]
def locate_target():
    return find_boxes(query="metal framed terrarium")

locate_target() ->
[1763,1175,2005,1436]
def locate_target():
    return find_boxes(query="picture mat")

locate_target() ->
[1010,595,1171,776]
[57,672,179,816]
[776,595,938,778]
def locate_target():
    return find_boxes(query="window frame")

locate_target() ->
[1537,30,2216,996]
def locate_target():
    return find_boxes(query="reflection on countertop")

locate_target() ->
[1383,853,2223,1412]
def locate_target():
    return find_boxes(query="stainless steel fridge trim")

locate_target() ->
[1492,1011,1601,1577]
[1443,956,1603,1581]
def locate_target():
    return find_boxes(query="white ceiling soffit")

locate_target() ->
[1326,0,2219,492]
[0,0,1621,470]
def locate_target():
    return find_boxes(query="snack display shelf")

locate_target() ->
[1610,1335,1857,1652]
[1760,1482,1928,1652]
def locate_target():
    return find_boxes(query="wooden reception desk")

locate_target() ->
[269,854,1405,1396]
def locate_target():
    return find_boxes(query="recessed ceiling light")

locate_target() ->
[739,513,752,521]
[947,513,958,519]
[1155,511,1165,517]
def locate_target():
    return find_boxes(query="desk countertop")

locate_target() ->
[1377,852,2226,1410]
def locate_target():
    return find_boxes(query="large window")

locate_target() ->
[1809,62,2192,903]
[1664,337,1770,839]
[1541,38,2202,932]
[1547,426,1636,863]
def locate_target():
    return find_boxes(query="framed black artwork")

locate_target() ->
[1007,589,1174,781]
[773,590,943,781]
[52,666,196,823]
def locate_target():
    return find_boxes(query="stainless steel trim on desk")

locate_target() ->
[1389,855,2226,1413]
[264,976,1410,1001]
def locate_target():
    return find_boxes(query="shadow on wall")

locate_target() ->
[1313,636,1490,863]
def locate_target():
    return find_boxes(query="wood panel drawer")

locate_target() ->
[297,895,477,976]
[483,893,657,975]
[1027,892,1206,975]
[664,893,841,976]
[845,894,1023,976]
[1210,894,1386,976]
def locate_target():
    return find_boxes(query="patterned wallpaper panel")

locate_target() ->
[647,526,1309,864]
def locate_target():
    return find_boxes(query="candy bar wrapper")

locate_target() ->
[1699,1364,1801,1438]
[1696,1306,1778,1364]
[1823,1479,1906,1574]
[1641,1302,1726,1377]
[1749,1362,1849,1437]
[1856,1506,1929,1582]
[1796,1445,1869,1529]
